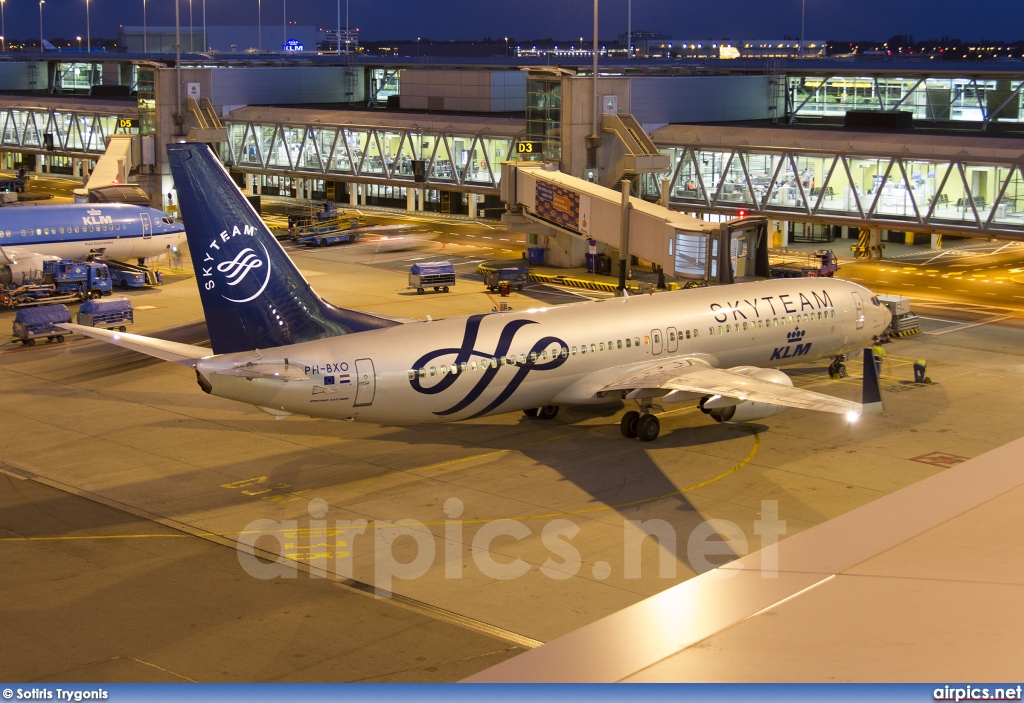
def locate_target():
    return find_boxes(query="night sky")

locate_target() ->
[1,0,1021,44]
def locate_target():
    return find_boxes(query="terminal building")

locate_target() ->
[0,51,1022,270]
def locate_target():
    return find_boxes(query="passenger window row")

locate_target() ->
[23,223,125,236]
[406,332,674,380]
[708,309,834,336]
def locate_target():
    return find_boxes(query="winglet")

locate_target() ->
[861,347,884,414]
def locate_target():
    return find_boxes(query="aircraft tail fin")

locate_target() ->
[861,348,884,414]
[165,143,399,355]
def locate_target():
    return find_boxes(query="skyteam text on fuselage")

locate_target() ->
[0,203,186,283]
[65,144,890,442]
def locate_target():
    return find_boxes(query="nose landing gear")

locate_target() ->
[828,355,848,380]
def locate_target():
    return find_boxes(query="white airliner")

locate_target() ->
[0,203,186,283]
[65,144,890,442]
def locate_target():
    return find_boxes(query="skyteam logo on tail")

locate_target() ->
[201,223,272,303]
[770,327,811,361]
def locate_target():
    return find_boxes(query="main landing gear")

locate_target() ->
[828,355,848,380]
[524,406,559,420]
[620,404,661,442]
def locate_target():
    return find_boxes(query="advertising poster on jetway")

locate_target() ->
[535,182,590,234]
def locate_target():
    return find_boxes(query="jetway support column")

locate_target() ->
[349,183,357,207]
[617,179,631,294]
[931,233,942,249]
[245,173,254,194]
[469,193,477,220]
[407,187,415,212]
[869,228,882,260]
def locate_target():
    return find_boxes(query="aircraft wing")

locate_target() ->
[61,323,210,365]
[600,354,878,415]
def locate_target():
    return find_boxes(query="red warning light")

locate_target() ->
[737,209,747,218]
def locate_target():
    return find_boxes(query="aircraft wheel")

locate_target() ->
[636,414,661,442]
[620,411,640,438]
[56,335,65,343]
[537,405,559,420]
[523,408,539,417]
[838,364,847,378]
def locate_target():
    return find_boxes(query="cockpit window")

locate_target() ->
[870,296,881,306]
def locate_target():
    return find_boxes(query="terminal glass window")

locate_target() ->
[135,67,157,137]
[525,78,562,162]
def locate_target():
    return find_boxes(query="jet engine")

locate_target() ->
[0,253,56,286]
[699,368,792,424]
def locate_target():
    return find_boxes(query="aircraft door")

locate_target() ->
[651,329,663,355]
[354,358,376,407]
[666,327,678,353]
[852,292,865,329]
[140,212,152,239]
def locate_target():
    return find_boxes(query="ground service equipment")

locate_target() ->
[76,296,133,332]
[878,295,921,336]
[769,250,839,278]
[1,259,111,308]
[11,304,71,346]
[484,266,528,292]
[409,260,455,294]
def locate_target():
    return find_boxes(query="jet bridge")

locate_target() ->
[500,162,769,286]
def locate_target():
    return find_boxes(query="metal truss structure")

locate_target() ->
[221,119,522,193]
[649,144,1024,238]
[0,105,135,156]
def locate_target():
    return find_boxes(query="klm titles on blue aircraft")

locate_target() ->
[82,208,114,226]
[770,327,811,360]
[709,289,834,323]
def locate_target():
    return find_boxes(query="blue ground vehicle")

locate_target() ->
[1,259,111,308]
[103,259,163,288]
[76,296,133,332]
[11,304,71,346]
[409,260,455,294]
[296,227,363,247]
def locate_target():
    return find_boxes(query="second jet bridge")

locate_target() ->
[501,162,769,285]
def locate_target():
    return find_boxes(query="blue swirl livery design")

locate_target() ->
[409,314,568,418]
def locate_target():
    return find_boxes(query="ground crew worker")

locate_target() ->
[914,358,927,383]
[871,338,887,376]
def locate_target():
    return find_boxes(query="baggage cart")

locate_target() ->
[483,266,527,292]
[11,304,72,346]
[409,260,455,294]
[77,296,133,332]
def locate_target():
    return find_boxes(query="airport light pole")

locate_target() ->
[257,0,261,51]
[202,0,206,51]
[283,0,286,47]
[142,0,147,52]
[189,0,193,52]
[800,0,805,58]
[85,0,90,54]
[1,0,6,53]
[38,0,44,51]
[627,0,631,58]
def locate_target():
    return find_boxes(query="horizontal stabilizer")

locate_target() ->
[211,362,309,381]
[61,323,210,365]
